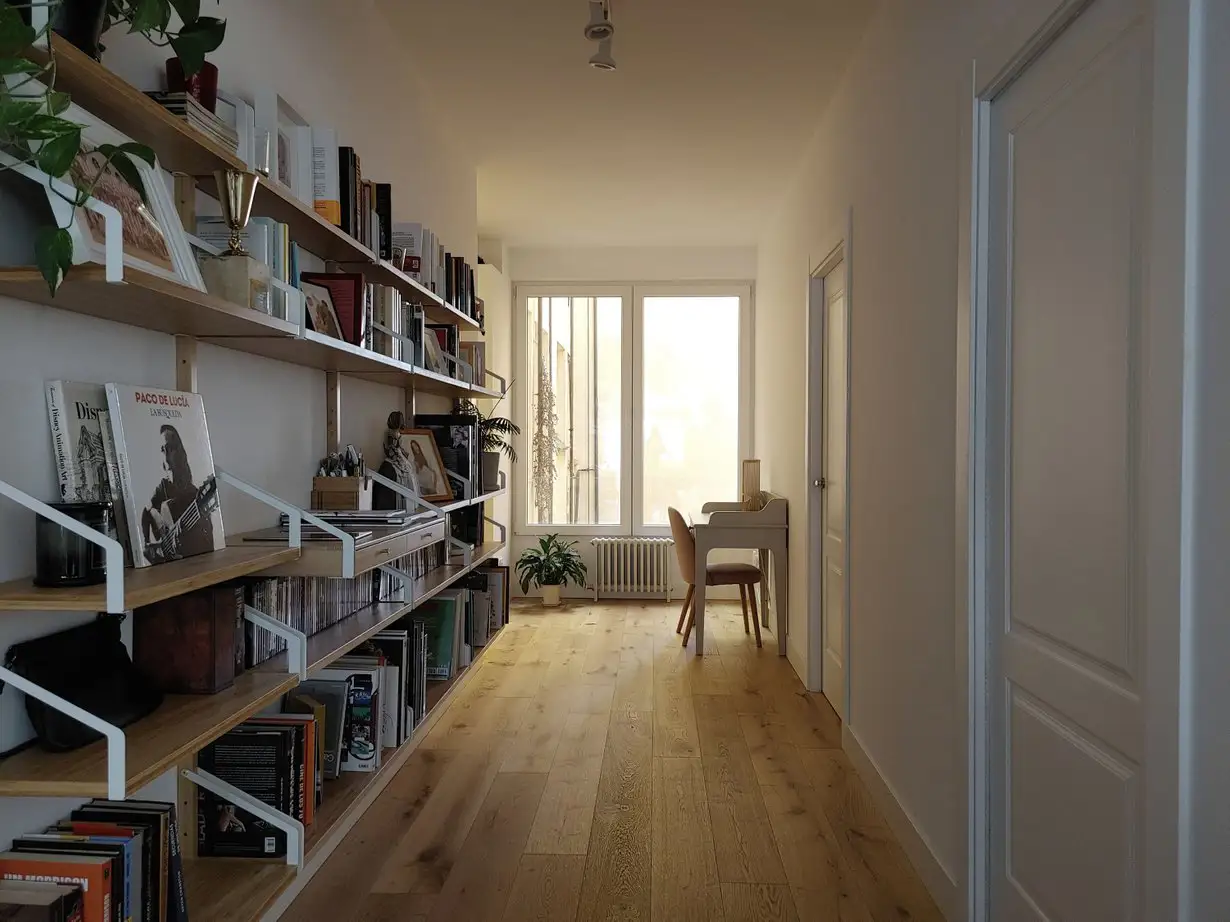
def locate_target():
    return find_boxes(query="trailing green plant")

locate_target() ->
[516,534,587,593]
[455,393,520,463]
[106,0,226,77]
[0,4,156,293]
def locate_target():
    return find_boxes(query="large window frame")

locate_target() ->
[513,281,754,537]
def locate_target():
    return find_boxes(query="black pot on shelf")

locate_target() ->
[51,0,110,60]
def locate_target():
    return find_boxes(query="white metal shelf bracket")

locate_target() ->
[243,605,307,679]
[216,469,356,577]
[0,153,125,282]
[0,665,127,801]
[484,515,507,545]
[181,767,304,866]
[378,565,417,600]
[367,469,449,518]
[482,370,508,395]
[0,479,127,612]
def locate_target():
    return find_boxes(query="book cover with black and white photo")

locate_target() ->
[104,385,225,568]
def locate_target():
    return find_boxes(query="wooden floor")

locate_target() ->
[288,602,945,922]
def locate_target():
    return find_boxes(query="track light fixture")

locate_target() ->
[589,37,616,71]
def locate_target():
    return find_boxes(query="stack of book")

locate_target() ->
[240,574,380,668]
[0,800,188,922]
[146,92,239,153]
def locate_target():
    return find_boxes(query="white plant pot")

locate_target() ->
[540,584,562,607]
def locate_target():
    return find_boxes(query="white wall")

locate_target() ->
[0,0,475,841]
[754,0,996,907]
[509,245,757,282]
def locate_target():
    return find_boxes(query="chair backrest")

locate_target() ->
[667,507,696,585]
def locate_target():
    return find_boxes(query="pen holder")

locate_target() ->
[311,476,373,511]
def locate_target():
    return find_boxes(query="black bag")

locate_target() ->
[3,613,164,752]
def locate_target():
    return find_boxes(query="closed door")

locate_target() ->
[821,262,848,714]
[986,0,1151,918]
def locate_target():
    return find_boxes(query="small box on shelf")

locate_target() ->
[310,476,372,511]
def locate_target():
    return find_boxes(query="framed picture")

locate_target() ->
[301,281,343,340]
[400,429,454,503]
[44,102,206,291]
[300,273,366,345]
[255,89,313,205]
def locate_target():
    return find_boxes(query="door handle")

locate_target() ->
[813,477,828,490]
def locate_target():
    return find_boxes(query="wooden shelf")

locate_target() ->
[302,600,415,673]
[251,179,379,266]
[469,384,506,400]
[0,664,298,797]
[182,857,296,922]
[367,261,480,329]
[31,37,247,177]
[412,541,506,606]
[232,519,447,579]
[0,544,301,613]
[0,267,299,341]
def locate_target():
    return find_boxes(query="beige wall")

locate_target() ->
[754,0,996,899]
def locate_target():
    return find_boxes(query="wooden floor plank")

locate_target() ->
[501,855,587,922]
[653,674,700,758]
[709,791,788,885]
[651,757,724,922]
[525,712,608,854]
[500,694,572,774]
[721,883,800,922]
[740,712,814,791]
[576,708,653,922]
[427,772,548,922]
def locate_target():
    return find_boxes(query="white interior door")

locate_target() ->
[986,0,1151,918]
[820,261,848,715]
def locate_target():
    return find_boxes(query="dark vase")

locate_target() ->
[33,501,117,588]
[166,58,219,113]
[50,0,110,60]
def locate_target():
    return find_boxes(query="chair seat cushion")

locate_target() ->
[706,562,762,586]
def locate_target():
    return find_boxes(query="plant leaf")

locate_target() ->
[0,6,36,57]
[96,147,149,205]
[36,126,82,177]
[169,16,224,75]
[35,227,74,295]
[0,56,41,76]
[168,0,201,24]
[46,90,72,116]
[128,0,165,33]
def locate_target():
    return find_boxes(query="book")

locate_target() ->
[96,410,133,568]
[14,835,132,922]
[283,694,325,807]
[311,128,340,225]
[215,91,256,170]
[292,680,348,780]
[50,827,141,922]
[417,595,460,680]
[248,715,316,825]
[69,807,163,922]
[0,880,84,922]
[45,381,110,504]
[367,631,410,746]
[197,728,291,858]
[97,801,185,922]
[313,663,382,772]
[375,184,392,261]
[391,223,423,281]
[104,386,224,568]
[0,853,112,922]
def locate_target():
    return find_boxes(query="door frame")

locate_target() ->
[955,2,1188,920]
[806,211,853,712]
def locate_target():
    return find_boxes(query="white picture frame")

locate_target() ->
[43,102,206,291]
[255,88,313,206]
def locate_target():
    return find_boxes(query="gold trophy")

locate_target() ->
[199,169,272,314]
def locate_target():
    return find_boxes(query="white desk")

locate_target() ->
[692,495,788,656]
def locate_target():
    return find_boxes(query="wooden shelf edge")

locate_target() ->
[0,545,301,613]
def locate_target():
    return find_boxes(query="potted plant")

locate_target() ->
[38,0,225,87]
[1,5,157,293]
[455,395,520,494]
[516,535,587,608]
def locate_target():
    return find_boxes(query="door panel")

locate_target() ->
[988,0,1150,918]
[822,261,847,713]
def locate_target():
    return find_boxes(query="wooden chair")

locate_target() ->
[668,507,762,648]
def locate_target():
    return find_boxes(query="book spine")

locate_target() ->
[375,184,392,261]
[312,128,340,225]
[165,807,187,922]
[104,385,147,569]
[46,380,75,501]
[338,148,354,237]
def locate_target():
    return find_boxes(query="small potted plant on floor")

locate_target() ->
[516,534,586,608]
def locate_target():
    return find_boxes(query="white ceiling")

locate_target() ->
[378,0,874,247]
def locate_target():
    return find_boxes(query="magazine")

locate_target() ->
[105,385,226,568]
[45,380,110,503]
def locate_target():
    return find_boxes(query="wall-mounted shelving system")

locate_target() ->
[0,33,513,922]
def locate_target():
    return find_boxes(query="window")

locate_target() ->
[517,284,751,534]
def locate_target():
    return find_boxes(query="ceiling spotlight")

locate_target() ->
[584,0,614,42]
[589,37,616,70]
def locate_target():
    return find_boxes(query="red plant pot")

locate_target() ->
[165,58,219,114]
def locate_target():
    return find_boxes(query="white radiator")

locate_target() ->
[590,537,675,601]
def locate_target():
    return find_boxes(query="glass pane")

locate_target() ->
[527,294,622,525]
[641,296,740,525]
